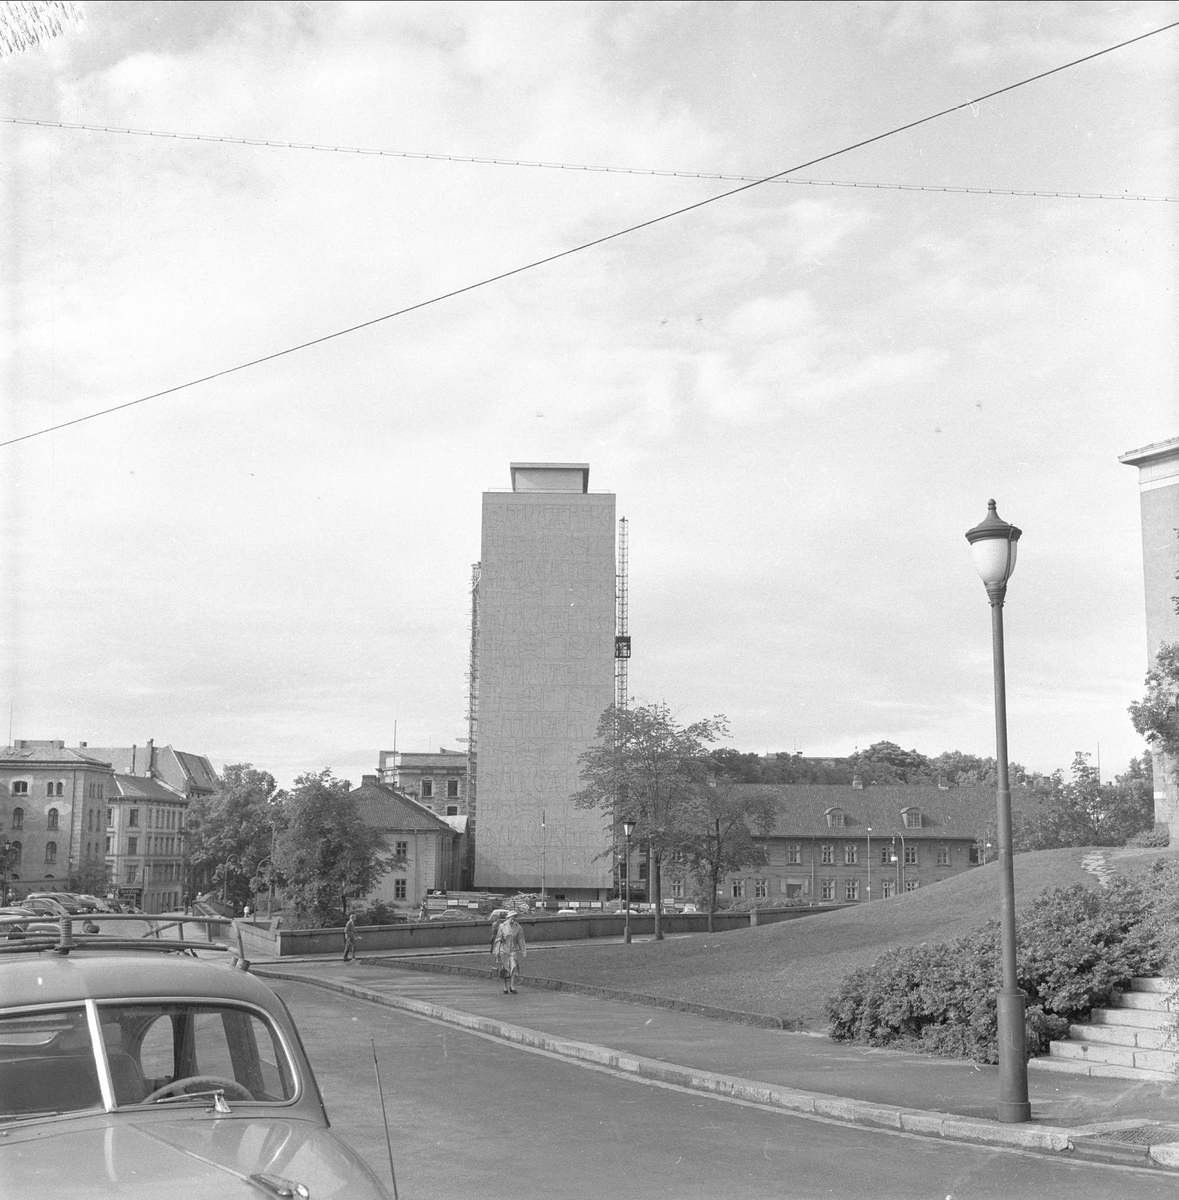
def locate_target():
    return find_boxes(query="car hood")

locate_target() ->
[2,1114,390,1199]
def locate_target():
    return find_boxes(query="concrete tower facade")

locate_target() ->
[472,464,616,893]
[1120,436,1179,834]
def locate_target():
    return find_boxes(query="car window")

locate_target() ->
[0,1007,103,1118]
[99,1003,297,1104]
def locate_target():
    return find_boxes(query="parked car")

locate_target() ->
[428,908,476,921]
[20,896,71,918]
[0,915,392,1198]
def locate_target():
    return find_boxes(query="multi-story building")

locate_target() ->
[667,783,999,906]
[351,775,462,914]
[378,748,469,816]
[471,463,617,896]
[0,741,116,899]
[1120,436,1179,837]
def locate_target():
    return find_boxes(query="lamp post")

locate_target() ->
[866,826,872,901]
[890,834,905,894]
[622,817,635,945]
[966,499,1030,1124]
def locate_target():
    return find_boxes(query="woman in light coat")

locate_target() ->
[491,911,526,993]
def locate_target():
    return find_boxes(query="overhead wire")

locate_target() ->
[3,114,1174,203]
[3,18,1177,450]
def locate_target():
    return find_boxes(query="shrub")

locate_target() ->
[1126,824,1171,849]
[823,872,1166,1062]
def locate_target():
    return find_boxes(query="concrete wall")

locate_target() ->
[235,906,837,958]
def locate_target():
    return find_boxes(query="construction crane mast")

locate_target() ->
[615,516,630,711]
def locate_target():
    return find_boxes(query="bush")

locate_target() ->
[1126,824,1171,848]
[823,873,1166,1062]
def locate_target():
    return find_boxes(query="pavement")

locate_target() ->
[252,945,1179,1172]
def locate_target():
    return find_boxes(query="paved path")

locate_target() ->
[253,954,1179,1170]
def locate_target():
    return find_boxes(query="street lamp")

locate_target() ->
[866,826,872,901]
[889,834,906,894]
[966,498,1030,1124]
[622,817,635,945]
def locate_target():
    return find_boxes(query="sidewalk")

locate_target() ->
[253,952,1179,1170]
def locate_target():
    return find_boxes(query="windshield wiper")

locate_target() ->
[150,1090,232,1114]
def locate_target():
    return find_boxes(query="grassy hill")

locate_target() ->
[524,845,1179,1030]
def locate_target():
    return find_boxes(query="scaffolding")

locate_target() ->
[613,517,630,898]
[463,561,481,889]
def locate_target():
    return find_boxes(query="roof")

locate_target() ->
[0,742,114,770]
[111,774,185,802]
[174,751,218,793]
[351,779,456,834]
[81,745,218,795]
[749,784,1001,839]
[2,950,277,1011]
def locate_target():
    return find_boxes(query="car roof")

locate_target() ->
[2,951,283,1011]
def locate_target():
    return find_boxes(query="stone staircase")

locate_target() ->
[1031,977,1179,1081]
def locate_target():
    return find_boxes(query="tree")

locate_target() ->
[1012,752,1154,850]
[274,769,392,927]
[574,703,728,941]
[185,764,279,912]
[69,860,112,898]
[1129,641,1179,759]
[848,741,933,785]
[672,770,780,932]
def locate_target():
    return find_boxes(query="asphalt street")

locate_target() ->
[272,977,1179,1200]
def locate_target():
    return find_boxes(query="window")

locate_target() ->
[731,879,745,899]
[670,878,684,898]
[785,883,802,899]
[394,840,408,859]
[936,845,950,866]
[880,846,891,865]
[11,781,27,795]
[754,879,768,900]
[446,805,459,816]
[824,807,845,827]
[902,808,922,829]
[820,879,835,901]
[905,844,918,865]
[820,844,834,865]
[394,878,407,900]
[638,860,648,880]
[8,840,20,865]
[421,779,433,799]
[46,781,54,796]
[106,808,113,827]
[56,782,64,796]
[844,844,858,865]
[905,879,921,892]
[969,843,982,865]
[786,843,801,864]
[127,837,138,855]
[47,808,58,830]
[128,809,139,828]
[845,879,860,901]
[126,865,138,884]
[446,778,459,798]
[881,880,895,898]
[104,836,111,854]
[45,841,57,864]
[11,807,23,830]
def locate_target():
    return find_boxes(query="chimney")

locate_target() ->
[362,774,378,786]
[147,739,155,778]
[78,741,87,749]
[852,772,863,791]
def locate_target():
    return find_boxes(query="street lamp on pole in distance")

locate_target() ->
[622,817,635,946]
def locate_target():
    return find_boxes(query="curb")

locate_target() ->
[256,966,1112,1160]
[367,955,789,1030]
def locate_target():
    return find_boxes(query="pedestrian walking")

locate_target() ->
[342,913,359,962]
[491,910,526,993]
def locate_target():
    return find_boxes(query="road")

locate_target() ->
[271,978,1176,1200]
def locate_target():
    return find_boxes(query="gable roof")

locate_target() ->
[111,774,186,802]
[749,784,1001,839]
[351,779,456,834]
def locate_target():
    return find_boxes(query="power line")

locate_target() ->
[4,19,1177,451]
[3,113,1174,203]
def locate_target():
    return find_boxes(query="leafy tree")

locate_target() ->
[574,703,728,941]
[1012,753,1154,850]
[69,861,111,898]
[672,770,780,932]
[274,769,392,927]
[184,764,279,911]
[849,741,933,785]
[1128,641,1179,759]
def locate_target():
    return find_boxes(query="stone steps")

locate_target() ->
[1030,977,1178,1082]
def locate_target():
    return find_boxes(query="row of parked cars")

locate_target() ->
[0,891,143,940]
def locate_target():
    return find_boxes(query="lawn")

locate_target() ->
[517,845,1179,1030]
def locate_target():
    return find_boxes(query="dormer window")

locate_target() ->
[824,807,845,828]
[902,807,922,829]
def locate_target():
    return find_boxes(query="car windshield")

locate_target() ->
[0,1001,297,1120]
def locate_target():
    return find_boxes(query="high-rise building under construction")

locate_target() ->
[469,463,616,894]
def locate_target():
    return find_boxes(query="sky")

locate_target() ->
[2,1,1177,790]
